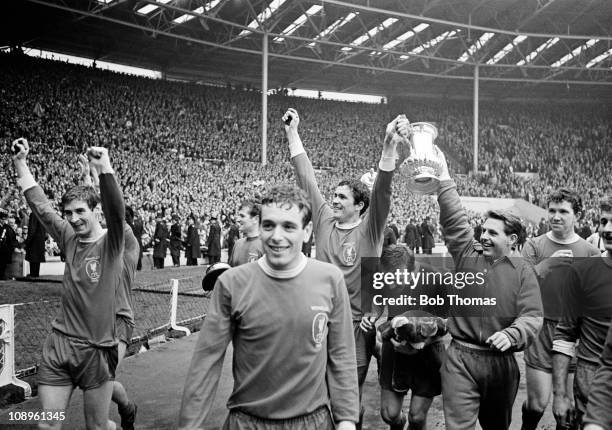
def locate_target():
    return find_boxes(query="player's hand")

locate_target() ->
[486,331,512,351]
[540,249,573,276]
[549,249,574,266]
[552,393,575,428]
[282,108,299,132]
[86,147,113,174]
[359,315,376,332]
[11,138,29,162]
[384,115,410,145]
[433,145,451,182]
[78,154,91,177]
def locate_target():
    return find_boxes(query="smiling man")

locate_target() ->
[520,189,600,430]
[435,147,543,430]
[12,138,127,430]
[228,198,264,266]
[283,108,406,427]
[179,184,358,430]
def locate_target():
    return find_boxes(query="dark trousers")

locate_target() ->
[186,255,197,266]
[209,255,220,264]
[29,262,40,277]
[171,252,180,266]
[153,257,164,269]
[441,341,520,430]
[0,259,8,280]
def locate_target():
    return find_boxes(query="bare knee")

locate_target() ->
[408,409,427,428]
[380,404,403,425]
[526,386,550,412]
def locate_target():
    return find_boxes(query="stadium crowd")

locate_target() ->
[1,52,610,251]
[2,51,612,430]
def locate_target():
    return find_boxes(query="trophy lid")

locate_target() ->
[410,122,438,139]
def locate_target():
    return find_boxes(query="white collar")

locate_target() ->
[257,254,308,279]
[335,218,362,230]
[546,231,580,245]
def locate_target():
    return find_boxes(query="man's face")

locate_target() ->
[600,211,612,253]
[8,218,17,230]
[237,206,259,234]
[480,218,513,259]
[260,203,312,271]
[63,199,98,239]
[548,201,578,237]
[332,185,361,223]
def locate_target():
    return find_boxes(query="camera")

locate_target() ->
[284,114,293,126]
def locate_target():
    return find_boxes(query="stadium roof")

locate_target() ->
[3,0,612,101]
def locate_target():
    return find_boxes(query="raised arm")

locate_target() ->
[365,115,408,246]
[88,147,125,256]
[12,138,69,245]
[283,108,327,223]
[435,150,474,261]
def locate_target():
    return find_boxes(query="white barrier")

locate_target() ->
[0,304,32,398]
[169,279,191,336]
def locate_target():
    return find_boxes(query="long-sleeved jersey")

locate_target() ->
[24,174,126,346]
[178,257,359,428]
[292,153,392,320]
[438,180,543,350]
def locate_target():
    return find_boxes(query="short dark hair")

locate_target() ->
[260,184,312,227]
[381,244,415,272]
[337,179,370,215]
[486,210,527,246]
[239,198,261,219]
[61,185,100,211]
[548,188,583,216]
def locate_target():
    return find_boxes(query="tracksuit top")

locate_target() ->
[292,153,392,321]
[178,257,359,428]
[25,175,125,346]
[438,180,543,350]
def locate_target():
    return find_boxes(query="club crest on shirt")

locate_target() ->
[312,312,328,348]
[342,242,357,266]
[85,257,100,283]
[248,252,259,263]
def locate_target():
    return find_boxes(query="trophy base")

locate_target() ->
[406,174,440,195]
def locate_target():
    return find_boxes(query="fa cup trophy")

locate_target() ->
[397,122,443,195]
